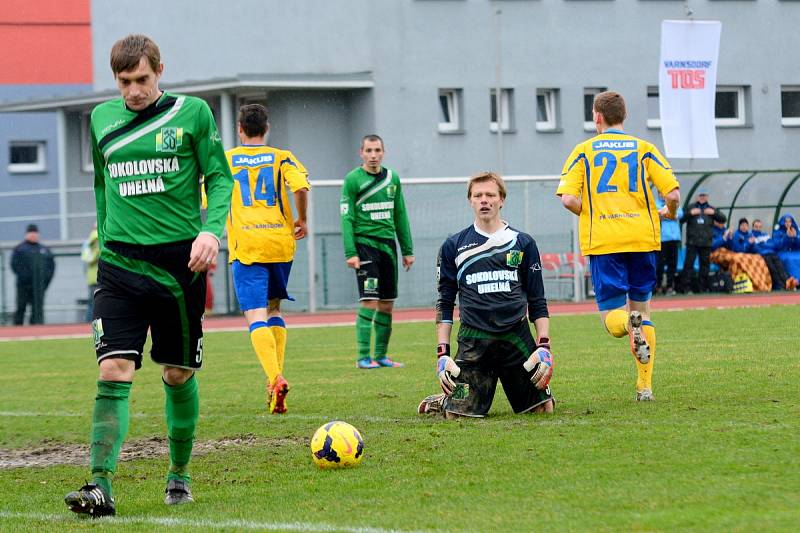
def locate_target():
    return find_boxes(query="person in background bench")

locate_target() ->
[771,214,800,253]
[751,218,797,290]
[655,192,683,296]
[751,219,770,248]
[764,215,800,290]
[711,220,732,252]
[711,217,772,292]
[731,218,757,254]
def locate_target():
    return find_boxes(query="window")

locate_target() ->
[438,89,463,133]
[8,141,46,173]
[715,86,746,127]
[781,86,800,127]
[536,89,559,131]
[647,86,660,128]
[583,87,606,131]
[490,88,514,132]
[81,112,93,172]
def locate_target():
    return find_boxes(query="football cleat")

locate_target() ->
[164,478,194,505]
[356,358,380,369]
[375,356,404,368]
[628,311,650,364]
[269,376,289,414]
[636,388,655,402]
[417,393,446,415]
[65,482,116,517]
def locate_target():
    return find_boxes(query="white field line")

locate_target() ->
[0,511,434,533]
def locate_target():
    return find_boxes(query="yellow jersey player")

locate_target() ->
[556,91,680,402]
[226,104,310,414]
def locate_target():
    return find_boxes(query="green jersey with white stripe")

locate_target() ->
[90,92,233,246]
[340,166,413,258]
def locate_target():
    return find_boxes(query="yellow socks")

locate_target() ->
[604,309,629,338]
[636,322,656,391]
[267,316,287,374]
[605,309,656,392]
[250,321,278,387]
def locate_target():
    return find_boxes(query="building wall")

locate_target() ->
[90,0,372,91]
[0,0,92,85]
[0,85,90,243]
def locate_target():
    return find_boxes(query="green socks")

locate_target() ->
[373,310,392,359]
[356,307,376,360]
[87,376,198,494]
[164,374,199,482]
[90,380,132,497]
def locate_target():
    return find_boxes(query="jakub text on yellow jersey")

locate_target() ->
[225,145,310,263]
[556,130,679,256]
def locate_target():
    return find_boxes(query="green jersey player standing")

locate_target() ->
[340,134,414,369]
[65,34,233,517]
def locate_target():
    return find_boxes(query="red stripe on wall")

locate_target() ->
[0,26,92,84]
[0,0,90,24]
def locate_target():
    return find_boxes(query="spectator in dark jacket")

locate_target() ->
[11,224,55,324]
[731,218,758,254]
[680,190,727,292]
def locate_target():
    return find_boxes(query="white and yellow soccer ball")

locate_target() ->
[310,421,364,469]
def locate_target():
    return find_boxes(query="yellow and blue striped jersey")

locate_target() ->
[225,145,310,264]
[556,129,679,256]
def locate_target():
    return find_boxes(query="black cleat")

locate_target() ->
[164,478,194,505]
[64,483,116,517]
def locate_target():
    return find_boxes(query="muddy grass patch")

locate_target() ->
[0,434,304,469]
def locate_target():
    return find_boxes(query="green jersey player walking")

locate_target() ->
[340,135,414,369]
[65,34,233,517]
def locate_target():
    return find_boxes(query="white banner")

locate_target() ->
[659,20,721,159]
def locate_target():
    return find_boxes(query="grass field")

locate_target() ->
[1,305,799,532]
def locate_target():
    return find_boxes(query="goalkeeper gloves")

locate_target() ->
[523,337,553,390]
[436,343,461,395]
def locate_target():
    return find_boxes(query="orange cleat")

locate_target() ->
[269,376,289,414]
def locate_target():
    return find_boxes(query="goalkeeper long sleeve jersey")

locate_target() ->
[436,223,549,333]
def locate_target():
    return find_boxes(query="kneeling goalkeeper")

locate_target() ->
[418,172,554,418]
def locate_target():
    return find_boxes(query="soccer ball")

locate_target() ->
[310,421,364,469]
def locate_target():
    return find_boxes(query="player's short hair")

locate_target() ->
[110,34,161,75]
[361,134,384,150]
[467,171,507,200]
[593,91,627,126]
[238,104,268,138]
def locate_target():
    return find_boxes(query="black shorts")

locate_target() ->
[92,240,206,370]
[354,240,398,301]
[443,320,553,417]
